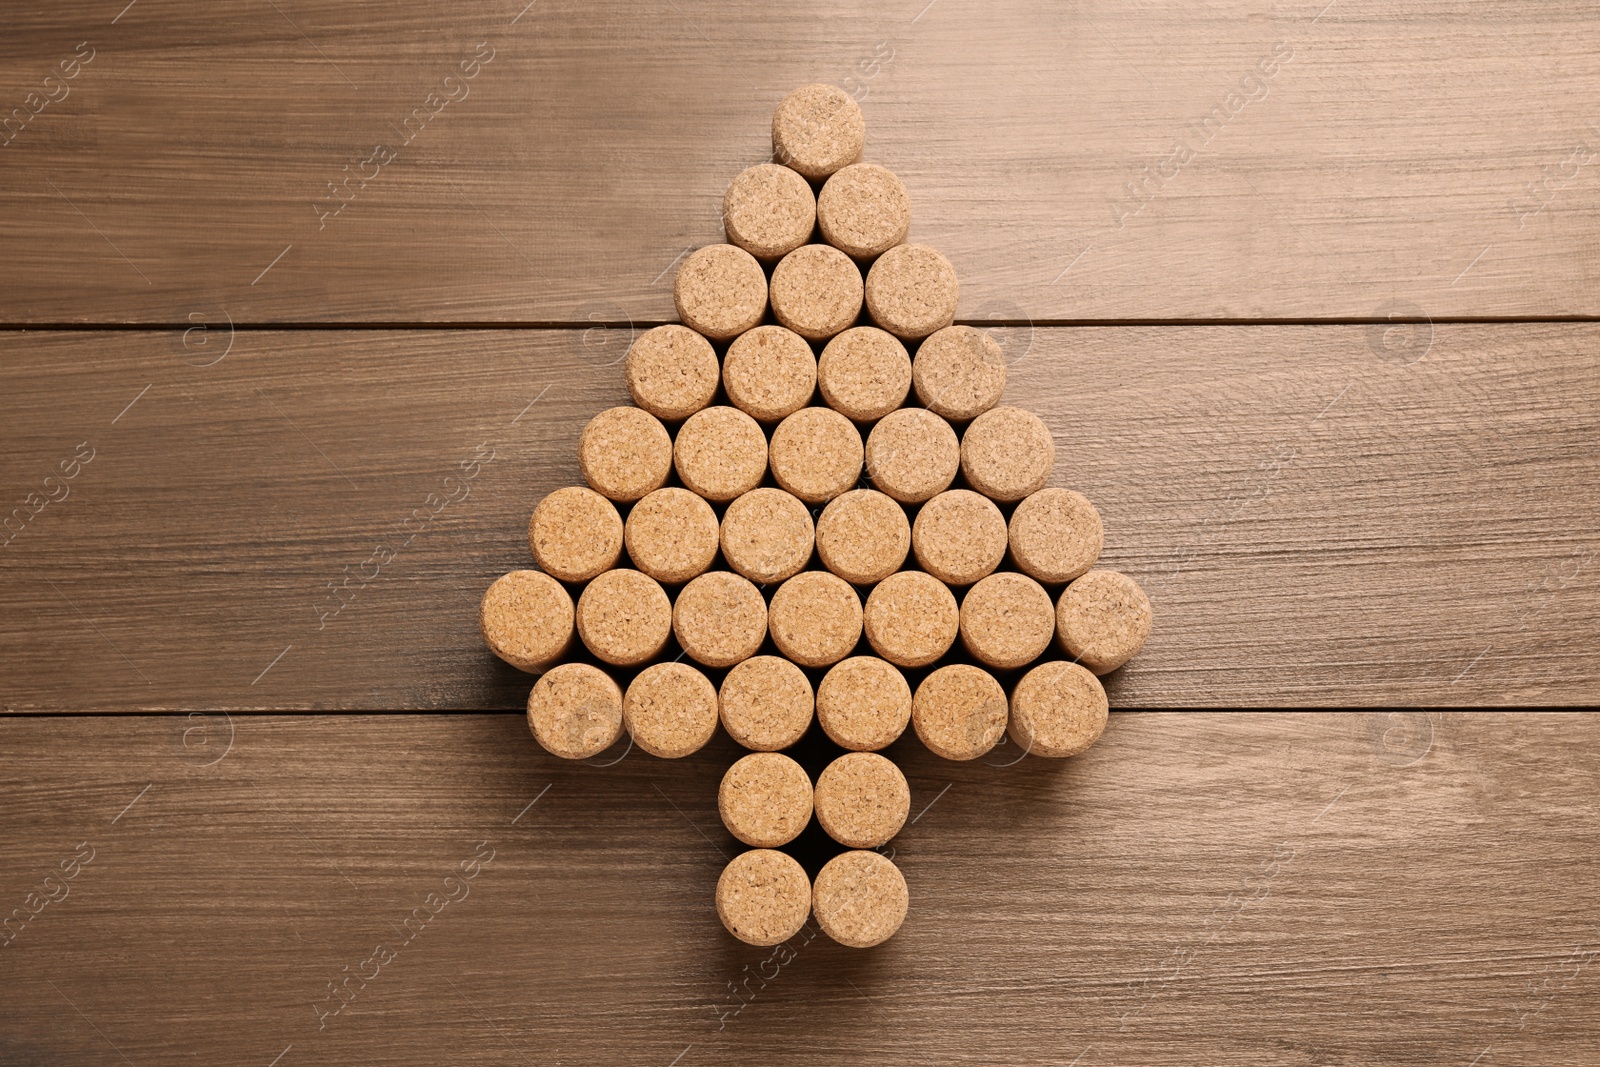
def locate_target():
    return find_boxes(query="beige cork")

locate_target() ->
[816,656,912,752]
[771,83,865,181]
[623,661,720,759]
[1009,488,1103,584]
[960,405,1055,503]
[911,489,1007,586]
[578,406,674,503]
[721,488,815,584]
[816,326,911,422]
[527,486,623,583]
[768,407,863,505]
[717,848,812,947]
[814,752,910,849]
[1056,569,1153,675]
[912,325,1006,421]
[480,570,575,673]
[720,655,815,751]
[625,325,720,421]
[817,163,911,261]
[674,244,768,341]
[526,662,624,760]
[719,752,814,848]
[723,326,817,422]
[674,405,769,503]
[864,243,958,341]
[912,663,1008,761]
[769,244,864,342]
[768,571,863,668]
[863,407,959,504]
[1009,660,1109,759]
[673,570,769,668]
[812,850,908,949]
[624,487,720,584]
[815,489,909,585]
[862,570,959,668]
[723,162,817,261]
[575,568,673,667]
[959,572,1056,670]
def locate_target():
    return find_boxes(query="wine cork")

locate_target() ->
[864,243,958,340]
[768,571,862,668]
[623,661,719,759]
[812,850,908,949]
[862,570,958,668]
[960,405,1055,503]
[624,487,720,584]
[959,572,1055,670]
[1009,488,1103,584]
[527,486,623,583]
[625,324,719,421]
[575,568,673,667]
[912,325,1006,421]
[720,655,814,751]
[721,487,815,584]
[815,488,909,585]
[768,406,863,504]
[1009,660,1109,759]
[673,570,768,668]
[674,244,767,342]
[717,849,812,947]
[814,752,910,848]
[912,663,1008,760]
[817,163,911,260]
[480,570,575,673]
[723,326,817,422]
[526,662,624,759]
[1057,569,1153,675]
[771,83,865,181]
[578,406,673,503]
[911,489,1007,586]
[723,162,817,261]
[769,244,864,342]
[816,326,911,422]
[817,656,912,752]
[674,405,769,502]
[718,752,814,848]
[863,407,959,504]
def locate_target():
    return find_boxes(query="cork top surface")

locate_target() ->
[718,752,814,848]
[720,487,816,584]
[960,405,1055,503]
[768,570,863,668]
[864,243,959,340]
[723,325,818,422]
[578,406,674,503]
[912,663,1008,760]
[771,83,865,180]
[912,325,1007,421]
[719,655,815,751]
[816,326,911,422]
[911,489,1008,586]
[623,661,720,759]
[769,244,864,342]
[1009,660,1109,759]
[480,569,575,674]
[723,163,817,260]
[528,486,624,583]
[624,487,720,584]
[817,163,911,259]
[575,568,673,667]
[717,848,812,947]
[674,243,768,341]
[1009,488,1104,584]
[674,405,770,502]
[959,571,1056,670]
[863,407,959,503]
[815,488,911,585]
[814,752,910,849]
[526,662,624,760]
[769,406,864,504]
[863,570,959,668]
[625,324,720,421]
[817,656,912,751]
[812,850,908,949]
[1056,568,1153,675]
[673,570,769,668]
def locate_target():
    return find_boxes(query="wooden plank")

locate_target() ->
[2,1,1598,323]
[1,324,1595,710]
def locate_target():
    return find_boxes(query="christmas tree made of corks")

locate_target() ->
[479,84,1153,950]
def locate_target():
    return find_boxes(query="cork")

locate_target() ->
[723,162,817,261]
[912,663,1008,761]
[812,850,908,949]
[911,489,1007,586]
[863,407,959,504]
[623,661,720,759]
[864,243,958,341]
[912,325,1006,421]
[768,406,863,505]
[718,752,814,848]
[959,572,1056,670]
[862,570,959,668]
[815,488,909,585]
[575,568,673,667]
[816,656,912,752]
[673,570,769,668]
[723,326,817,422]
[1009,488,1103,584]
[674,244,768,341]
[624,487,720,584]
[1056,569,1153,675]
[816,326,911,422]
[527,486,623,583]
[1009,661,1109,759]
[578,406,674,503]
[720,655,815,751]
[673,405,769,502]
[717,848,812,947]
[721,487,815,584]
[769,244,864,342]
[813,752,910,849]
[960,405,1055,503]
[526,662,624,760]
[480,570,575,673]
[768,571,863,668]
[625,324,720,421]
[771,83,865,181]
[817,163,911,260]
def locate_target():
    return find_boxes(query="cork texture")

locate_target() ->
[674,405,769,502]
[863,243,959,340]
[912,663,1008,760]
[817,163,911,259]
[578,406,674,503]
[911,489,1008,586]
[575,568,673,667]
[769,244,864,342]
[815,488,910,585]
[718,752,814,848]
[526,662,624,760]
[722,162,817,260]
[527,486,623,583]
[1009,660,1109,759]
[717,849,812,947]
[625,324,720,421]
[816,326,911,422]
[816,656,912,752]
[812,850,908,949]
[720,487,816,584]
[771,83,865,180]
[719,655,815,751]
[863,570,959,668]
[959,571,1056,670]
[813,752,910,849]
[623,661,719,759]
[912,325,1007,421]
[723,325,818,422]
[768,571,863,668]
[673,570,769,668]
[624,487,720,584]
[960,405,1055,503]
[863,407,959,504]
[769,406,864,504]
[673,243,768,341]
[480,569,575,673]
[1056,568,1153,675]
[1009,488,1103,584]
